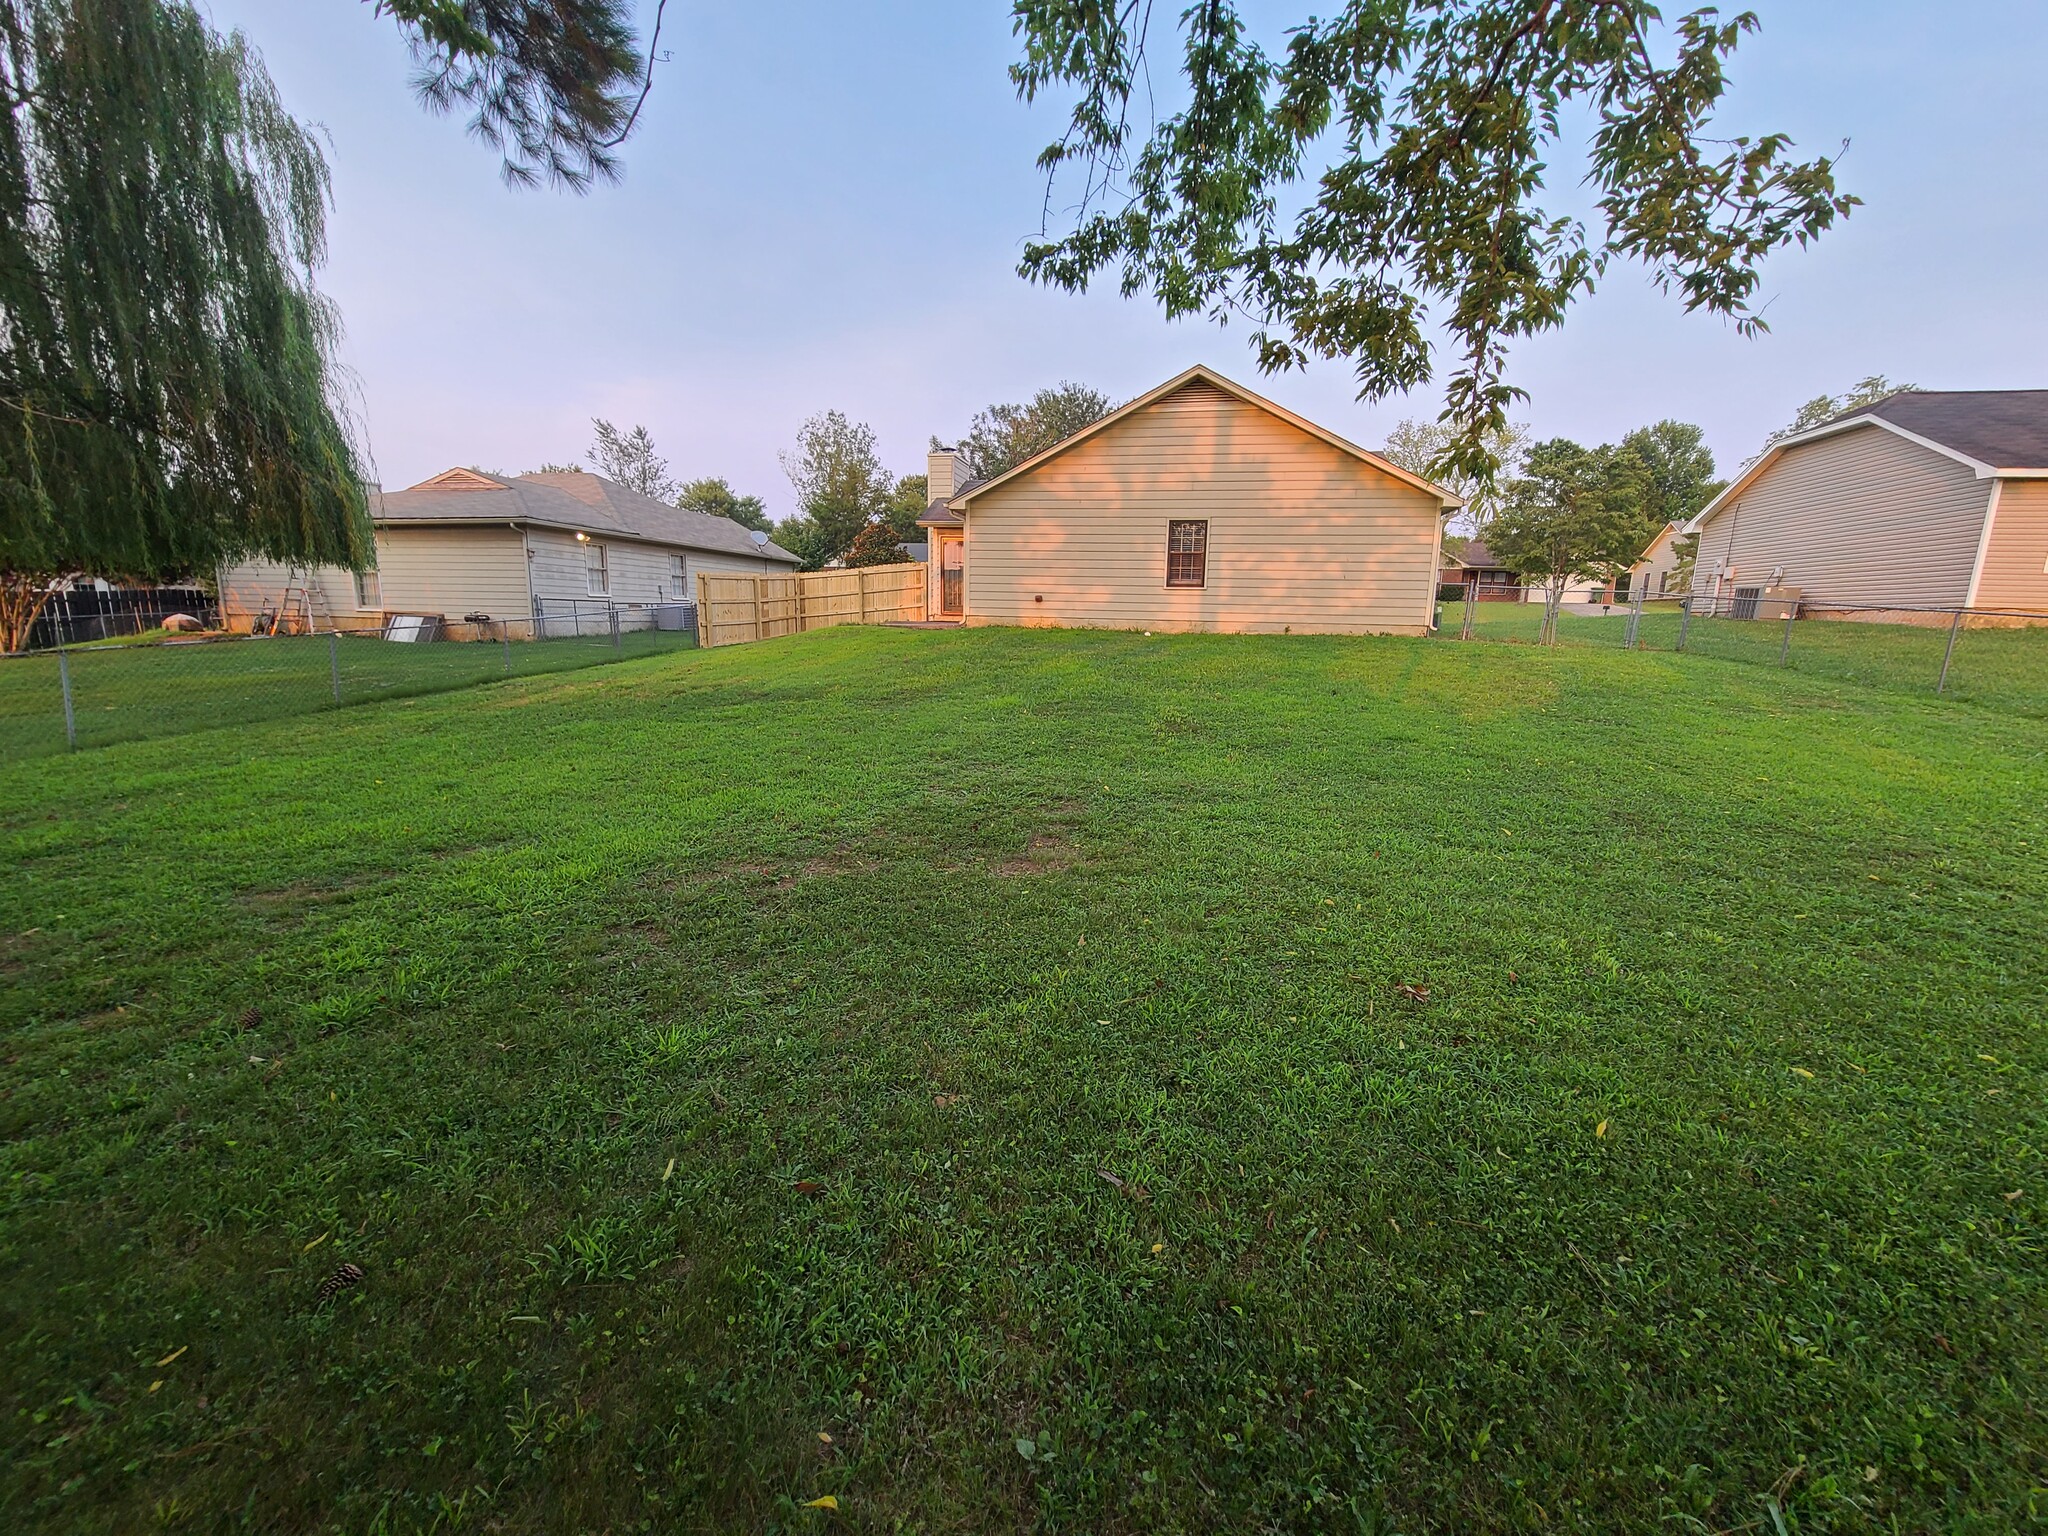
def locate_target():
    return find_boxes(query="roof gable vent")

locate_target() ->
[411,467,504,492]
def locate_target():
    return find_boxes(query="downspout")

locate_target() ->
[518,522,537,628]
[1428,506,1453,631]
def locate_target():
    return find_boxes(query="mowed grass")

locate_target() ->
[2,626,2042,1534]
[1443,601,2048,718]
[0,626,696,759]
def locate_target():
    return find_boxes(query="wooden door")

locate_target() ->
[939,538,964,617]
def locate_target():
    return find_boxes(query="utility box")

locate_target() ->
[1754,586,1802,621]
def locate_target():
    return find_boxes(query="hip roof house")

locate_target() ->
[1685,390,2048,619]
[917,365,1460,636]
[220,468,798,634]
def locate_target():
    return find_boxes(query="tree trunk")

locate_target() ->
[0,570,67,653]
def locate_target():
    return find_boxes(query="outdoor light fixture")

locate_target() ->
[575,531,590,542]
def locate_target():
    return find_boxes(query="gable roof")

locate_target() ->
[1834,389,2048,473]
[946,364,1463,512]
[1458,539,1511,571]
[375,469,799,564]
[1633,520,1683,563]
[1688,388,2048,533]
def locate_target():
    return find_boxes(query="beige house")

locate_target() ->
[220,468,797,633]
[1685,389,2048,619]
[1627,521,1690,600]
[917,365,1459,636]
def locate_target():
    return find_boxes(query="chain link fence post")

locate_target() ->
[1936,608,1963,694]
[1676,594,1694,652]
[1779,608,1795,667]
[1460,583,1476,641]
[1625,589,1643,650]
[58,644,77,750]
[502,622,512,673]
[329,632,342,705]
[611,606,622,649]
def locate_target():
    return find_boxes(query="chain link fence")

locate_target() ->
[1,605,697,762]
[1440,589,2048,716]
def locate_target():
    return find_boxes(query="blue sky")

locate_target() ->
[209,2,2048,518]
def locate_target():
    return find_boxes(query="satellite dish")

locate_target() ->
[750,530,769,547]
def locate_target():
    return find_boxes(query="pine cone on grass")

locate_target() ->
[314,1263,364,1306]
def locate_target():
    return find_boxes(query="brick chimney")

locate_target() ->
[927,447,967,508]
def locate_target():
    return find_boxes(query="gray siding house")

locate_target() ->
[1686,390,2048,618]
[221,468,798,633]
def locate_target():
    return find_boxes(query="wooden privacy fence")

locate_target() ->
[695,562,926,648]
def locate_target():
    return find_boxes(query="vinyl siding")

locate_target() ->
[685,551,789,585]
[1974,480,2048,612]
[960,379,1441,635]
[375,526,530,618]
[1630,527,1688,597]
[1695,425,1993,608]
[216,558,364,628]
[528,526,785,610]
[527,527,605,607]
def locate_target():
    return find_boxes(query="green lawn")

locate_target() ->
[1442,601,2048,718]
[2,627,2042,1533]
[0,627,697,760]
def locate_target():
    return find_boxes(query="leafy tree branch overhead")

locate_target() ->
[372,0,670,190]
[1008,0,1857,483]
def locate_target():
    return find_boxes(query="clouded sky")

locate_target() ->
[207,1,2048,519]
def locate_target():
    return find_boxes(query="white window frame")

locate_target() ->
[585,540,609,596]
[354,568,381,609]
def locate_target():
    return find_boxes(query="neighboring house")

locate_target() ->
[1627,521,1690,600]
[916,365,1460,636]
[220,468,798,633]
[1685,389,2048,619]
[1444,539,1522,601]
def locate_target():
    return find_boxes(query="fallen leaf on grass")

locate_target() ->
[817,1431,833,1444]
[1096,1169,1125,1190]
[1595,1121,1608,1139]
[1791,1067,1814,1079]
[662,1158,676,1183]
[792,1181,826,1196]
[1978,1054,1999,1063]
[1151,1243,1164,1254]
[1394,984,1431,1003]
[148,1380,162,1393]
[155,1346,187,1367]
[802,1494,838,1510]
[302,1232,328,1254]
[2004,1190,2024,1201]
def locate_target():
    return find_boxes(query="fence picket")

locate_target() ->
[694,563,928,647]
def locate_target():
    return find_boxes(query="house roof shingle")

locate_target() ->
[1832,389,2048,472]
[1458,539,1510,571]
[375,469,800,564]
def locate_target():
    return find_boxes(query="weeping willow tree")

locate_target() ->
[0,0,372,650]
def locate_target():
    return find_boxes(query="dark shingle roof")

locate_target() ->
[374,469,799,564]
[1458,539,1510,571]
[1833,390,2048,471]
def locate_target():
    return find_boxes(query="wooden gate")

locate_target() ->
[695,562,927,648]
